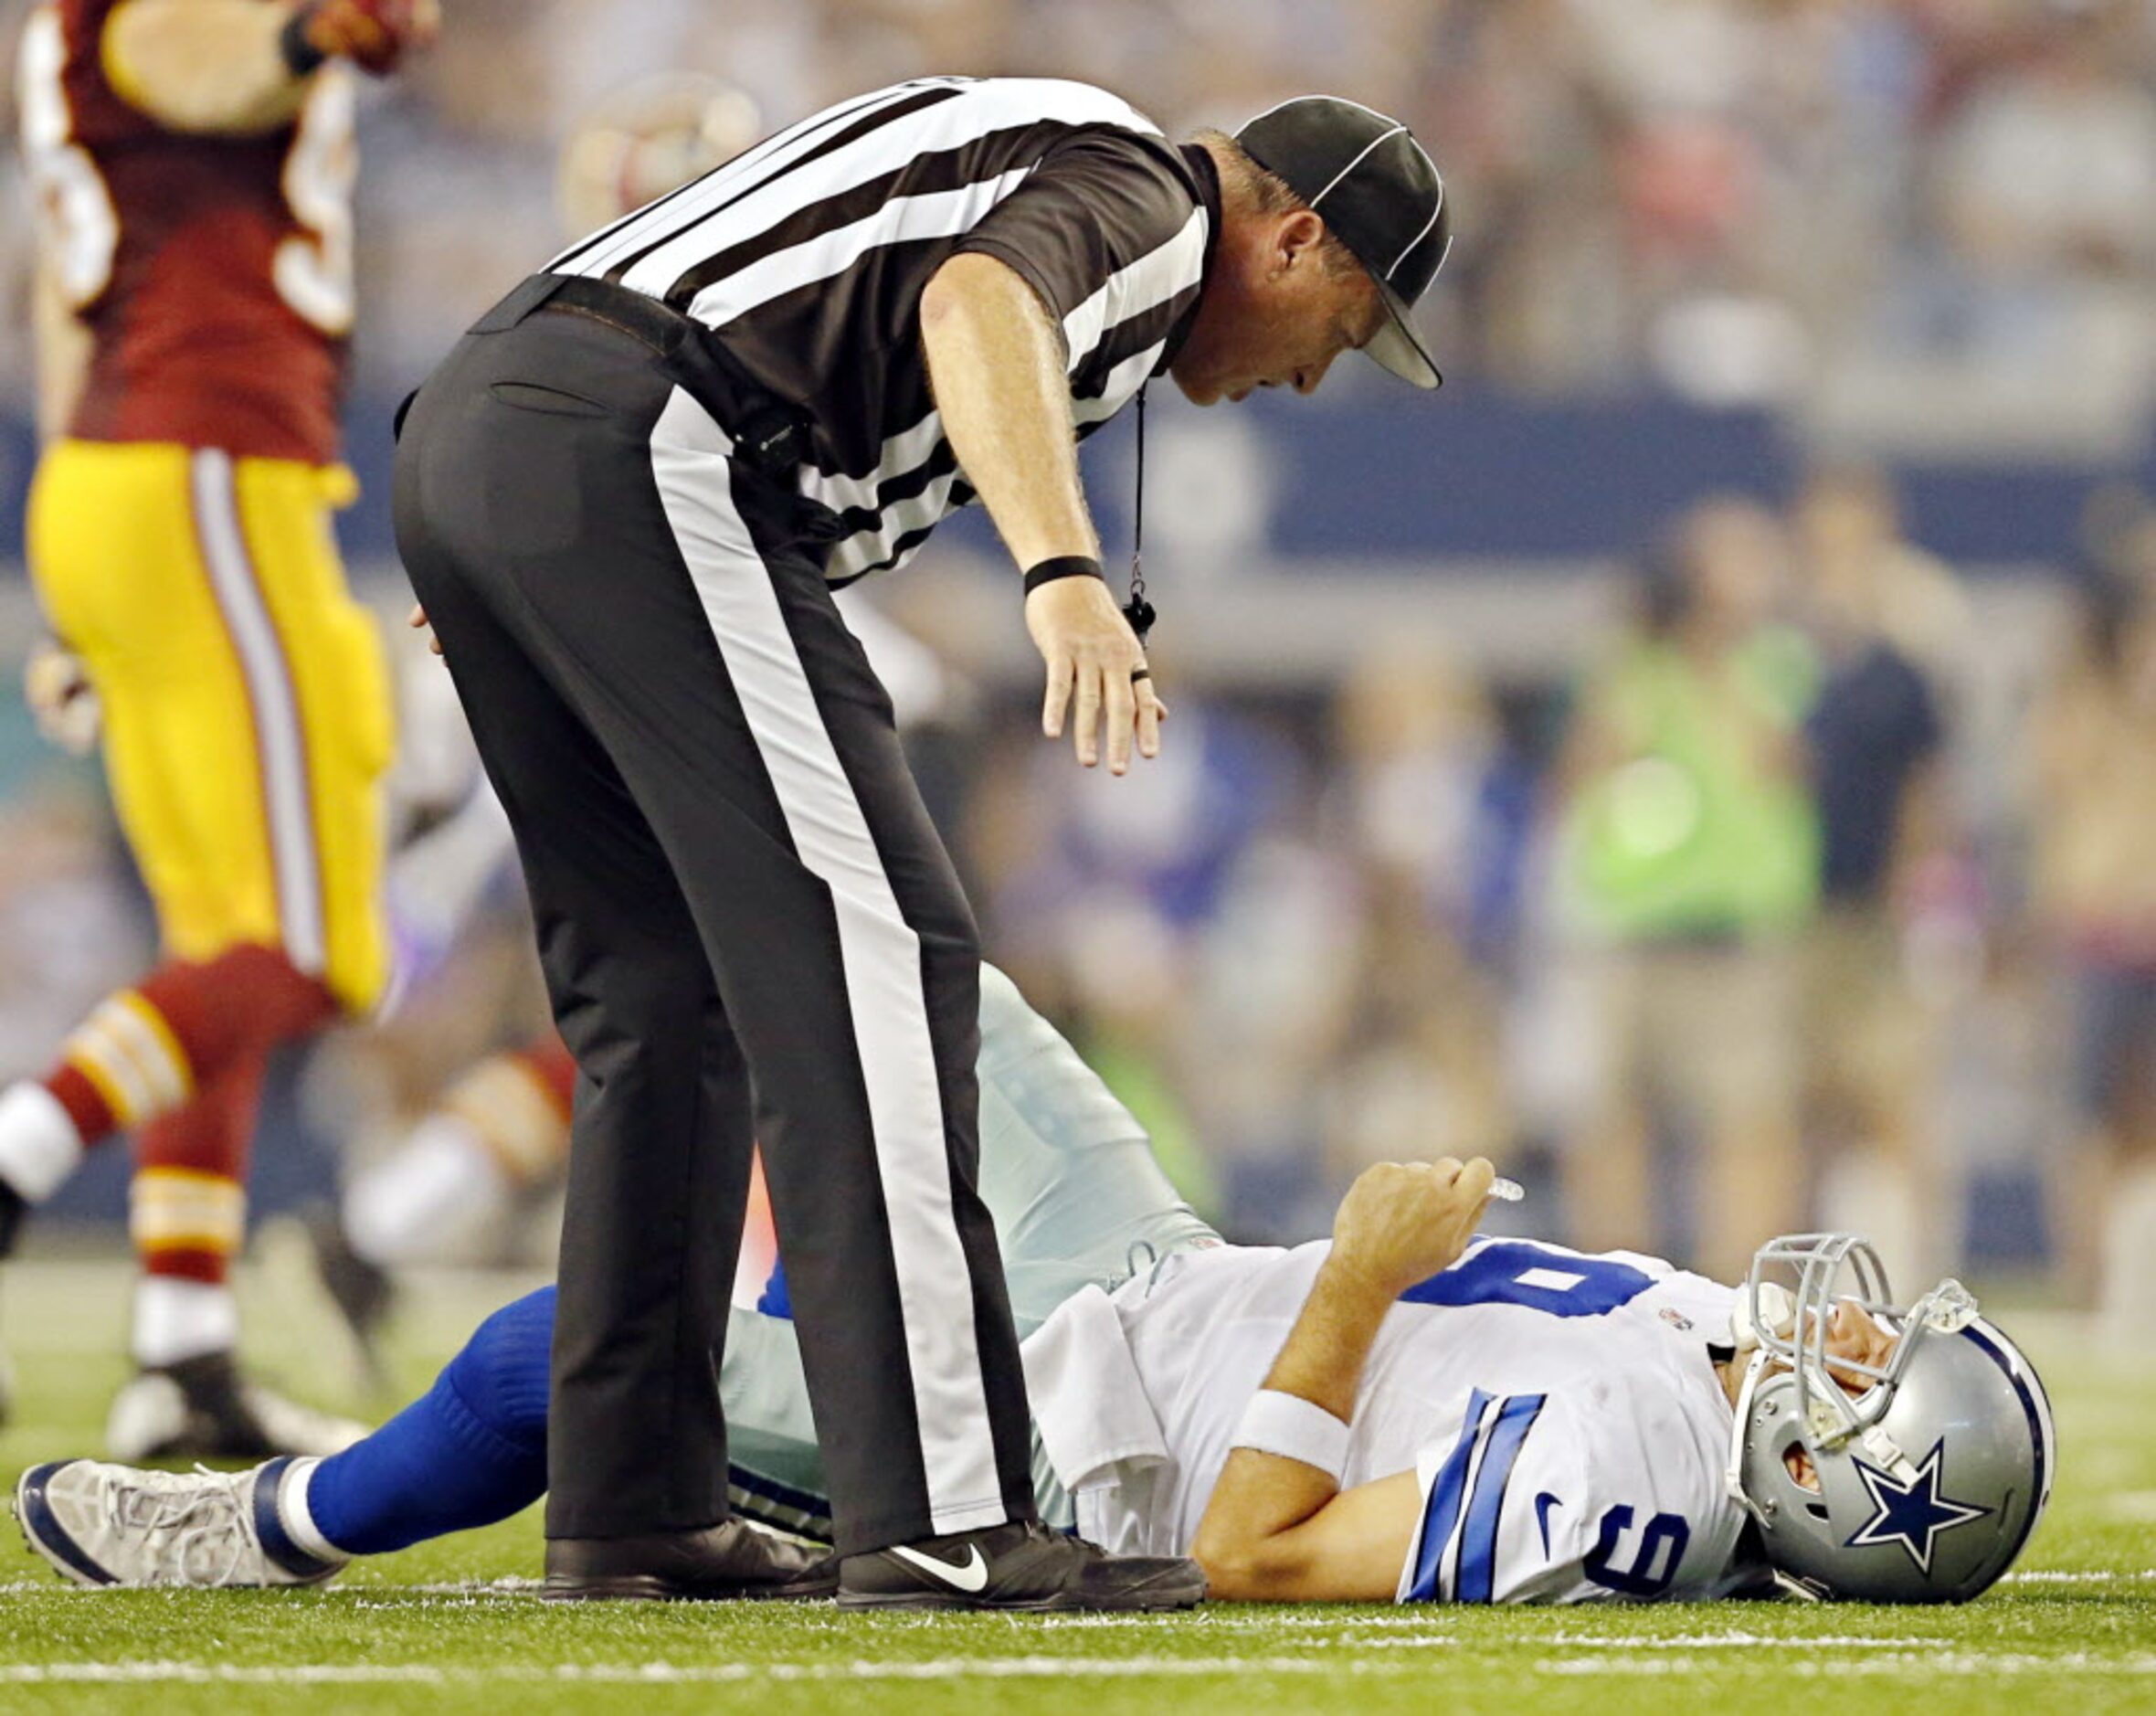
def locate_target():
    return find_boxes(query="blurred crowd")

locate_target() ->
[6,0,2153,442]
[349,0,2156,436]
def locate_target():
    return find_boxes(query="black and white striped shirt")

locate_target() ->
[547,77,1218,584]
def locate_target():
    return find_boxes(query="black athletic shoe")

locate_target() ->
[838,1520,1206,1612]
[543,1520,839,1602]
[301,1204,395,1389]
[104,1351,368,1462]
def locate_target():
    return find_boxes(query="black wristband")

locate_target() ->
[279,6,329,78]
[1022,555,1105,598]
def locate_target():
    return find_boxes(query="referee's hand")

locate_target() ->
[1027,577,1166,774]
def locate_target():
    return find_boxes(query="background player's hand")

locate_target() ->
[294,0,439,76]
[1327,1158,1495,1299]
[408,603,443,657]
[1026,575,1166,774]
[25,639,100,757]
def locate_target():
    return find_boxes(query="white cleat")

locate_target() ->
[15,1456,346,1588]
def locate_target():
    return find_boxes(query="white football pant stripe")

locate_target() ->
[648,387,1006,1535]
[188,450,326,975]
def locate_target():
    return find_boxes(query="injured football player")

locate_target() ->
[15,966,2055,1606]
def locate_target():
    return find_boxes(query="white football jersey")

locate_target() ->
[1024,1235,1762,1605]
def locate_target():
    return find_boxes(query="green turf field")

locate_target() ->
[0,1254,2149,1716]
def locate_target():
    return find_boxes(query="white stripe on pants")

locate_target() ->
[647,386,1005,1536]
[187,448,326,975]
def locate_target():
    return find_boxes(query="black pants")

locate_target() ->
[392,289,1035,1554]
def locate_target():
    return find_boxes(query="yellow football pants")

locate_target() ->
[27,439,394,1014]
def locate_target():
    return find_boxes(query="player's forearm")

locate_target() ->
[102,0,309,136]
[1256,1255,1393,1422]
[919,253,1100,572]
[1192,1259,1394,1590]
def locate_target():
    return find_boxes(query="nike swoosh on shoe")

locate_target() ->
[886,1543,989,1594]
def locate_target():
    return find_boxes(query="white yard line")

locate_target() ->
[393,1600,1453,1633]
[0,1658,1424,1687]
[1535,1654,2156,1679]
[398,1579,547,1594]
[1021,1612,1449,1632]
[8,1642,2155,1688]
[1544,1634,1935,1649]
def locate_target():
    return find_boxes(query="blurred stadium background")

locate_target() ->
[3,0,2156,1350]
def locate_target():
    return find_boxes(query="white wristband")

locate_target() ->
[1230,1389,1350,1480]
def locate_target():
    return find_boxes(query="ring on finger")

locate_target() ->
[1130,667,1151,684]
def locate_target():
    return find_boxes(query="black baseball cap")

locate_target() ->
[1234,97,1451,390]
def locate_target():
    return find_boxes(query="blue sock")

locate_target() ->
[303,1286,556,1557]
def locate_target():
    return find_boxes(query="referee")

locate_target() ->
[394,76,1450,1610]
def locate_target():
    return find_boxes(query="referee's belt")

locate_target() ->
[468,272,825,499]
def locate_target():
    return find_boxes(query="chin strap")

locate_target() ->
[1857,1423,1915,1481]
[1725,1284,1792,1524]
[1724,1346,1777,1525]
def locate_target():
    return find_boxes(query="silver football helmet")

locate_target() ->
[1725,1234,2056,1603]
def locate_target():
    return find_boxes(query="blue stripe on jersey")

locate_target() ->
[1405,1390,1492,1603]
[727,1464,833,1539]
[1456,1393,1548,1603]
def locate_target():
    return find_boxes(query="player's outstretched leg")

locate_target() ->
[17,1288,564,1588]
[13,1287,550,1588]
[13,1285,835,1597]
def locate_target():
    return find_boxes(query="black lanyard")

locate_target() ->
[1121,387,1156,644]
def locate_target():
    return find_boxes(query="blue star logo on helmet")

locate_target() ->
[1843,1438,1992,1573]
